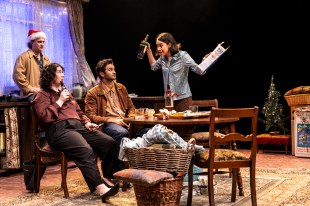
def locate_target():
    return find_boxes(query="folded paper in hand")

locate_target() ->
[198,42,230,74]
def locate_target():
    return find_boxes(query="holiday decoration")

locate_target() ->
[259,75,289,134]
[27,29,46,42]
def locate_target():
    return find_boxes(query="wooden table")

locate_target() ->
[124,115,239,140]
[123,114,244,195]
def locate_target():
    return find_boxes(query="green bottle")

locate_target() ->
[137,34,149,59]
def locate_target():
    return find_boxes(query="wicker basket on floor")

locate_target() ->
[133,174,184,206]
[124,138,196,173]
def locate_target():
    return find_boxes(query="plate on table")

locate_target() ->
[169,112,185,119]
[183,111,211,119]
[154,113,165,119]
[154,113,172,119]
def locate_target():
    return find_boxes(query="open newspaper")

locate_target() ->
[198,42,230,74]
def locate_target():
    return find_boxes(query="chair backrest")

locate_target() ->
[30,106,45,149]
[30,106,60,159]
[192,99,218,110]
[209,106,259,160]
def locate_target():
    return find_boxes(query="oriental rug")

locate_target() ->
[0,167,309,206]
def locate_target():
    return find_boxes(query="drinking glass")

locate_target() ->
[135,108,145,120]
[189,105,198,113]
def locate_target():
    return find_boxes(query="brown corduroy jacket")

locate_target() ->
[84,81,135,124]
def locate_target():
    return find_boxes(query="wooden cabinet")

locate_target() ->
[131,96,165,113]
[0,102,33,170]
[0,109,5,156]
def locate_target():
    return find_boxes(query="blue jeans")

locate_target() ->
[102,123,129,146]
[102,123,129,170]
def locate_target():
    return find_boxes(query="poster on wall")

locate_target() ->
[294,107,310,157]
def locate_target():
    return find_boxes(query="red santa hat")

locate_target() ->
[27,29,46,42]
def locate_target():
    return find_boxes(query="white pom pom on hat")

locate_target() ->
[27,29,46,42]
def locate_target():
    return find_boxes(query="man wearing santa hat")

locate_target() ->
[12,29,51,101]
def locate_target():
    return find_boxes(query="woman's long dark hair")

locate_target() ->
[155,32,181,57]
[40,63,64,90]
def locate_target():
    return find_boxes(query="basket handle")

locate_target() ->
[187,138,196,151]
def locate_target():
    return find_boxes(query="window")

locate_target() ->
[0,0,78,96]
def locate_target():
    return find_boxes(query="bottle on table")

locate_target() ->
[137,34,149,59]
[165,84,174,111]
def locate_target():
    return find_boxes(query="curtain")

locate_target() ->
[0,0,78,96]
[66,0,96,90]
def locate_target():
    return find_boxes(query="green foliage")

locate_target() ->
[259,75,289,133]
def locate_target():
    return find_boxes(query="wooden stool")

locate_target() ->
[257,133,291,154]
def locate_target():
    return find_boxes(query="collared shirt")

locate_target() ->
[151,50,205,101]
[32,89,90,131]
[102,83,125,118]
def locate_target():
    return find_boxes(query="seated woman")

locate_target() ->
[32,63,119,203]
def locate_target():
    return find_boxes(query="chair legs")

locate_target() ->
[237,168,244,196]
[208,169,215,206]
[34,152,69,198]
[250,167,257,206]
[60,152,69,198]
[186,163,246,206]
[231,168,238,202]
[187,161,194,206]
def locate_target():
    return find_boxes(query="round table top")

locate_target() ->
[124,116,239,126]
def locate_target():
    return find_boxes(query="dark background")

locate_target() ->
[83,0,308,134]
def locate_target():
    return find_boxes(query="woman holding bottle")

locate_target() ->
[145,32,210,112]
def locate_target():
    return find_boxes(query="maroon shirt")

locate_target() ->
[32,89,90,131]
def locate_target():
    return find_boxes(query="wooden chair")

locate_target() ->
[30,106,69,198]
[190,99,219,147]
[187,106,258,206]
[190,99,243,186]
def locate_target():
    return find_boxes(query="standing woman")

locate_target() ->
[32,63,119,203]
[146,32,210,112]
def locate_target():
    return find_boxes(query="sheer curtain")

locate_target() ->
[0,0,79,96]
[66,0,96,90]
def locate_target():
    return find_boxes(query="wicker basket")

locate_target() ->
[133,174,184,206]
[124,138,195,173]
[284,94,310,106]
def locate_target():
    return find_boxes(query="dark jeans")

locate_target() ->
[102,123,150,169]
[102,123,129,170]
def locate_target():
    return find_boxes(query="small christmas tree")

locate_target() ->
[260,75,289,133]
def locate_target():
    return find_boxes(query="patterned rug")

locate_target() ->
[1,167,310,206]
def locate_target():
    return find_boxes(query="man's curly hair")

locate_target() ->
[95,58,113,81]
[40,63,65,90]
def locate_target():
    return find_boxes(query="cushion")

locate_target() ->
[197,149,249,162]
[285,86,310,96]
[113,169,174,186]
[191,132,225,141]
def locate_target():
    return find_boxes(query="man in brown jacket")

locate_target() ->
[84,58,136,171]
[12,29,50,101]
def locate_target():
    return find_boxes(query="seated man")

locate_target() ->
[85,58,146,170]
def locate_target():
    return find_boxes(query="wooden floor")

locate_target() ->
[1,149,310,200]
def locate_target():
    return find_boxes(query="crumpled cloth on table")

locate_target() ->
[119,124,204,161]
